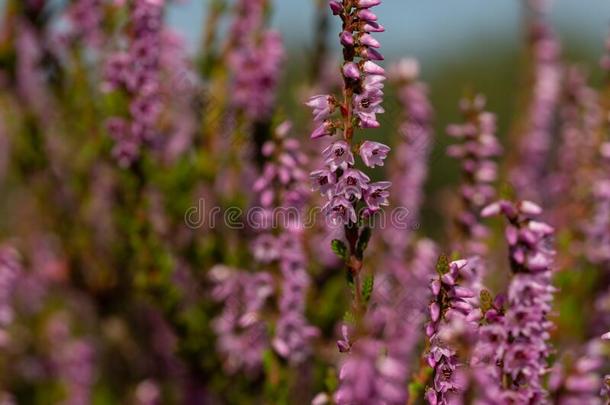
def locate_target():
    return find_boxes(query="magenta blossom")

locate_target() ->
[359,141,390,168]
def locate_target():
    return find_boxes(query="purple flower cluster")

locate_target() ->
[481,200,556,402]
[510,0,561,201]
[103,0,164,167]
[585,146,610,266]
[548,67,600,228]
[309,140,390,225]
[135,380,161,405]
[602,333,610,403]
[385,58,434,252]
[425,258,478,405]
[585,29,610,267]
[334,336,409,405]
[0,246,21,339]
[251,122,318,364]
[46,314,96,405]
[376,239,439,404]
[252,122,309,214]
[447,94,502,258]
[209,265,273,374]
[307,0,390,226]
[227,0,284,121]
[549,341,604,405]
[67,0,104,46]
[271,229,319,364]
[228,32,284,121]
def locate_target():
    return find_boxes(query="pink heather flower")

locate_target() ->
[250,124,318,363]
[311,120,336,139]
[0,246,21,331]
[447,94,502,259]
[585,143,610,266]
[364,181,391,210]
[310,169,336,197]
[549,341,604,404]
[227,0,284,121]
[481,199,556,401]
[307,3,391,398]
[383,58,434,253]
[103,0,165,167]
[322,141,355,172]
[547,67,600,230]
[359,141,390,167]
[362,60,385,75]
[379,239,441,401]
[210,266,273,375]
[425,258,478,404]
[251,234,279,263]
[357,0,381,8]
[509,0,561,201]
[343,62,360,80]
[306,94,336,121]
[46,314,96,405]
[329,1,342,14]
[66,0,105,46]
[324,196,357,225]
[336,169,370,200]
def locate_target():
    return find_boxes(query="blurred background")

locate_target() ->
[179,0,610,238]
[0,0,609,403]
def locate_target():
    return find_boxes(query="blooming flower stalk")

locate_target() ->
[334,335,408,405]
[509,0,561,201]
[481,200,556,402]
[424,257,477,405]
[307,0,389,317]
[469,293,509,403]
[227,0,284,121]
[585,34,610,268]
[385,58,434,253]
[209,265,273,374]
[548,67,600,229]
[447,94,502,259]
[336,239,438,405]
[66,0,105,46]
[103,0,165,167]
[251,122,318,364]
[548,341,604,405]
[0,246,21,343]
[307,1,391,401]
[46,314,96,405]
[446,95,502,299]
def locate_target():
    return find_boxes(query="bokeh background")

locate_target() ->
[0,0,609,404]
[174,0,610,239]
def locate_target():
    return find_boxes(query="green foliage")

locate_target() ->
[362,274,375,304]
[355,226,372,259]
[435,254,450,275]
[480,289,493,314]
[331,239,348,261]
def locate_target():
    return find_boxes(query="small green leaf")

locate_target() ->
[499,181,516,200]
[480,289,493,314]
[356,227,372,259]
[436,254,450,275]
[362,274,374,303]
[325,367,338,392]
[343,311,355,324]
[331,239,348,260]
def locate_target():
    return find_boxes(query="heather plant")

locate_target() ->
[1,0,610,404]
